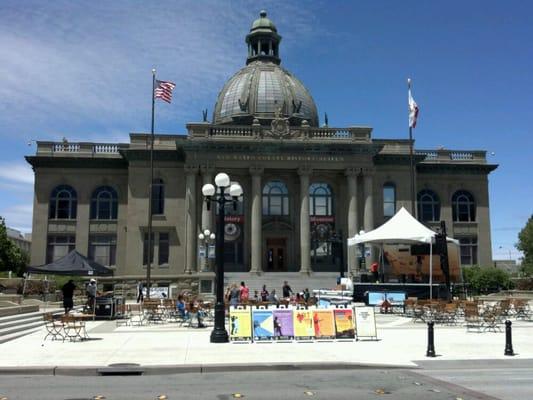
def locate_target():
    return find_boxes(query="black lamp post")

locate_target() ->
[202,173,243,343]
[330,230,345,278]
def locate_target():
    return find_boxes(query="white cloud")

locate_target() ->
[0,1,325,137]
[0,163,34,185]
[1,204,33,233]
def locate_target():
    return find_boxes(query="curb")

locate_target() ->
[0,362,418,376]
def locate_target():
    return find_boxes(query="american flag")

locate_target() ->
[154,80,176,103]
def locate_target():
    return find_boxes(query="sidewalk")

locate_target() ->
[0,314,531,374]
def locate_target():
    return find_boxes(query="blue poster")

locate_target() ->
[252,310,274,341]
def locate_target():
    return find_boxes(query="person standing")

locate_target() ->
[86,279,97,311]
[260,284,269,302]
[239,281,249,303]
[136,281,144,303]
[61,279,76,314]
[229,284,240,306]
[370,262,379,283]
[282,281,293,299]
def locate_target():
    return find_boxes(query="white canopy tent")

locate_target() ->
[347,207,458,299]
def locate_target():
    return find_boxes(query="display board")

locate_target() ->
[293,309,315,340]
[252,309,274,341]
[334,309,355,339]
[229,307,252,341]
[272,309,294,340]
[312,310,336,340]
[368,291,406,306]
[354,306,377,339]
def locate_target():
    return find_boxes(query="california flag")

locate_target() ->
[408,88,419,128]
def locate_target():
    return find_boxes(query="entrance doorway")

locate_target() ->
[266,238,287,271]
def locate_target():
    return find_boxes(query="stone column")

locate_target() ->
[345,168,360,277]
[200,166,214,234]
[249,167,263,274]
[184,165,198,274]
[299,167,312,274]
[363,169,375,266]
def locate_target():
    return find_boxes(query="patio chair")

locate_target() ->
[128,304,146,326]
[43,313,64,341]
[464,305,483,332]
[62,315,86,342]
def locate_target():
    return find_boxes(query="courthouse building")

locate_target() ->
[26,11,497,292]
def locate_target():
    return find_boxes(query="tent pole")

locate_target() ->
[429,241,433,300]
[93,278,97,321]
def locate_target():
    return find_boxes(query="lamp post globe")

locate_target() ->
[210,233,216,240]
[202,183,216,197]
[214,172,230,187]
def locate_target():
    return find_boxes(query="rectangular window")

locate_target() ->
[383,185,396,218]
[158,232,169,265]
[88,235,116,266]
[459,237,478,265]
[143,233,155,265]
[46,235,75,263]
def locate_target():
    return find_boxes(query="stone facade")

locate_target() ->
[25,11,497,291]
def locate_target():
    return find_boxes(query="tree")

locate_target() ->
[463,266,513,294]
[0,217,29,277]
[517,215,533,276]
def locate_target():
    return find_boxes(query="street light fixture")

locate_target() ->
[202,172,243,343]
[198,230,216,272]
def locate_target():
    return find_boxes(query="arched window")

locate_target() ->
[151,178,165,215]
[452,190,476,222]
[417,189,440,222]
[90,186,118,220]
[49,185,77,219]
[383,183,396,219]
[309,183,333,216]
[262,180,289,216]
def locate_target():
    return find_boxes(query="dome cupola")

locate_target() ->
[212,11,319,127]
[246,10,281,65]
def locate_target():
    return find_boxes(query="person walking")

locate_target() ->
[136,281,144,303]
[61,279,76,314]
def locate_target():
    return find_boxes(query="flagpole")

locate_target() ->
[146,68,156,299]
[407,78,416,218]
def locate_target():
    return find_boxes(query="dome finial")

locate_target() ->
[260,10,267,18]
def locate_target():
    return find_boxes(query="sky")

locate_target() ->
[0,0,531,262]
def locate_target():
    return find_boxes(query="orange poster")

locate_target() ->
[312,310,335,339]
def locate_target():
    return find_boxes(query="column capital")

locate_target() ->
[298,166,312,176]
[361,167,376,176]
[184,164,199,175]
[344,167,361,177]
[249,166,264,176]
[200,165,215,175]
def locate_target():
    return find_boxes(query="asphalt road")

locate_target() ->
[2,364,524,400]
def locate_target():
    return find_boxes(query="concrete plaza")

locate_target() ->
[0,312,531,374]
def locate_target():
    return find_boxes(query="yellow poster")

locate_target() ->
[313,310,336,339]
[334,309,355,339]
[229,307,252,340]
[293,309,314,339]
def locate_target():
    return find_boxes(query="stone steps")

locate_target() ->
[0,308,63,344]
[225,272,340,296]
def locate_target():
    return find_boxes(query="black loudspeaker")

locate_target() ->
[360,274,369,283]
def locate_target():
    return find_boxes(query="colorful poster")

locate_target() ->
[334,309,355,339]
[272,309,294,340]
[293,309,315,340]
[354,306,377,339]
[312,310,336,339]
[252,309,274,341]
[229,307,252,341]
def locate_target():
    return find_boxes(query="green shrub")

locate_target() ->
[463,265,513,295]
